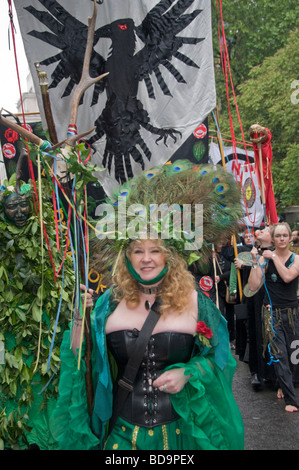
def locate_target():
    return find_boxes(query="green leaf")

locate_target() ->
[21,365,31,383]
[16,308,26,322]
[6,240,14,249]
[6,353,19,369]
[41,362,48,376]
[187,252,200,265]
[32,303,42,322]
[5,290,14,302]
[61,290,69,301]
[75,179,84,190]
[31,221,38,235]
[15,280,23,290]
[9,381,17,396]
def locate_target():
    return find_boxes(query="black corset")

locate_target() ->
[106,330,194,428]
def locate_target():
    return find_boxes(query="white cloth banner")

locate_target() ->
[209,141,264,227]
[14,0,216,196]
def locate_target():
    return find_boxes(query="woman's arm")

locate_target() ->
[263,251,299,283]
[247,247,265,292]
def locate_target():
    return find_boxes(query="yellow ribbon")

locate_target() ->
[33,151,44,373]
[77,187,90,370]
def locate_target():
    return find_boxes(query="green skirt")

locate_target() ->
[104,417,193,451]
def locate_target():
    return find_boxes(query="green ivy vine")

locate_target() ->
[0,175,75,449]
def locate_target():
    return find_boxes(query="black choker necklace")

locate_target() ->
[138,283,163,311]
[138,283,163,295]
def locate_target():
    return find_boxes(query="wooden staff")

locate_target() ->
[0,111,44,147]
[35,62,58,145]
[62,1,107,419]
[215,111,243,300]
[212,244,219,308]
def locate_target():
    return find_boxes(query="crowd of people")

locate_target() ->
[195,223,299,413]
[52,221,298,450]
[1,170,298,450]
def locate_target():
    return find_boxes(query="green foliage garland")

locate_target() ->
[0,176,75,448]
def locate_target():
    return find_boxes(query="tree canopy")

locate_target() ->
[211,0,299,210]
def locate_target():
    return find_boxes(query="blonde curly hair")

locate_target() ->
[113,239,196,316]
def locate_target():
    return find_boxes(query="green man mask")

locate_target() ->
[4,193,31,227]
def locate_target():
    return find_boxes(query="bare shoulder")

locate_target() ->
[188,288,197,303]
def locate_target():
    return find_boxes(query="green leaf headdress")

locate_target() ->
[0,174,31,203]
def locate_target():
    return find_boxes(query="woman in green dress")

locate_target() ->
[51,236,244,450]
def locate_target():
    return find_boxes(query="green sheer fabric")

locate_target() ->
[167,353,244,449]
[48,335,100,450]
[50,289,244,450]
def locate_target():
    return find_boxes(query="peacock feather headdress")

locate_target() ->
[90,160,243,286]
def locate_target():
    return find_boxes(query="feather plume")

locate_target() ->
[90,160,242,286]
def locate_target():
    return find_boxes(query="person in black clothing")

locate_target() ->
[221,231,256,362]
[214,245,235,344]
[190,244,234,343]
[248,222,299,412]
[291,229,299,256]
[244,227,275,390]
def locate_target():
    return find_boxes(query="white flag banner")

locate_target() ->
[14,0,216,196]
[209,141,264,228]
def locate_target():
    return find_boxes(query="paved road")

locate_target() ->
[232,354,299,450]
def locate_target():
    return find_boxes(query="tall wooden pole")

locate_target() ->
[215,110,243,300]
[35,63,58,145]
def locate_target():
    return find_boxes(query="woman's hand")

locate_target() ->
[80,283,94,308]
[234,258,244,270]
[251,247,259,264]
[153,368,191,394]
[262,250,275,260]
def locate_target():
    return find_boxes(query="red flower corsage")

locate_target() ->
[195,321,213,347]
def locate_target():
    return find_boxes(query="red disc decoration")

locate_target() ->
[194,123,207,139]
[199,275,213,291]
[2,143,16,159]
